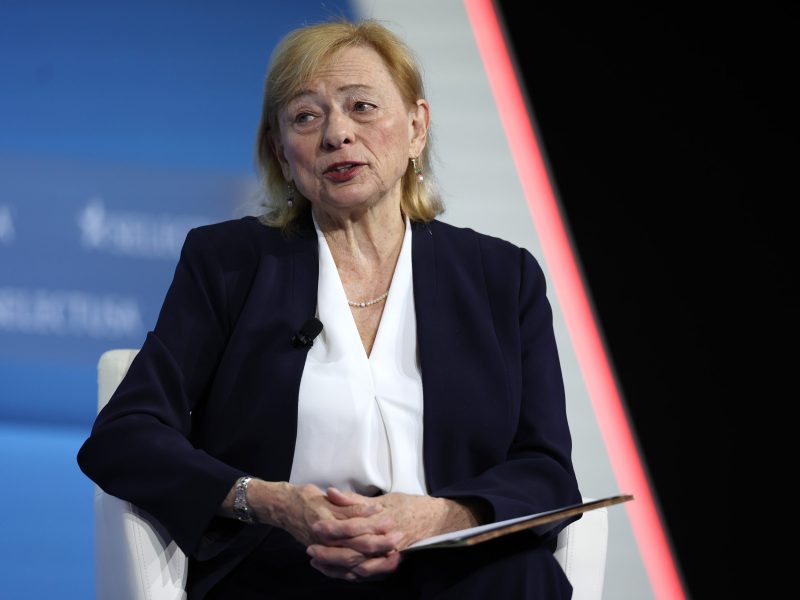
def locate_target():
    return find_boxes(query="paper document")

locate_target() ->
[403,493,633,552]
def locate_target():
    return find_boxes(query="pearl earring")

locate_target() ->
[411,157,424,183]
[286,181,295,209]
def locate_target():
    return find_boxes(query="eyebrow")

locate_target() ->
[288,83,375,103]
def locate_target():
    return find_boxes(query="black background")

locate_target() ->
[496,1,797,597]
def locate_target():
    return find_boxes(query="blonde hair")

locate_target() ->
[254,18,443,228]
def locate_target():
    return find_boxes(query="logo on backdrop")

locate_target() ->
[0,204,14,245]
[77,196,211,260]
[0,162,245,362]
[0,287,143,339]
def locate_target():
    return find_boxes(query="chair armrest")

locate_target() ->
[94,488,188,600]
[554,500,608,600]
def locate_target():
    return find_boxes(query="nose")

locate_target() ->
[322,110,354,150]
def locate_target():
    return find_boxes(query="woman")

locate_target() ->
[78,18,582,599]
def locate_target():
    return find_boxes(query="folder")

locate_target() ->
[403,493,633,552]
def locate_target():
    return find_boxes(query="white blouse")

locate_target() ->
[288,215,427,496]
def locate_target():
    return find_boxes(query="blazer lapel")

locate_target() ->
[411,220,446,492]
[288,215,320,333]
[255,214,319,484]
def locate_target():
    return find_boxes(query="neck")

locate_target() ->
[313,201,405,267]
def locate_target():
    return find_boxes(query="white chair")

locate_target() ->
[94,349,609,600]
[95,349,188,600]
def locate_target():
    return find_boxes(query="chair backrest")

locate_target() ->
[95,349,608,600]
[95,349,188,600]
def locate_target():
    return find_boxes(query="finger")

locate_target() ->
[307,544,366,570]
[316,531,404,556]
[308,559,357,581]
[313,515,395,541]
[325,487,363,505]
[351,551,403,579]
[330,501,383,520]
[351,531,404,556]
[297,483,325,498]
[325,488,382,517]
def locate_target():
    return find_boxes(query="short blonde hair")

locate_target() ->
[254,18,443,228]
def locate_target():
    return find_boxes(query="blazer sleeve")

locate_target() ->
[76,226,247,555]
[432,246,582,538]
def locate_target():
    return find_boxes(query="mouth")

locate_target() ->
[323,162,365,183]
[324,162,364,174]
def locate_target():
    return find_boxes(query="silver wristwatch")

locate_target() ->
[233,476,255,524]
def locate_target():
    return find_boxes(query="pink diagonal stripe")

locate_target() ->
[463,1,687,598]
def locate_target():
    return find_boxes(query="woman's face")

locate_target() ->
[272,45,428,217]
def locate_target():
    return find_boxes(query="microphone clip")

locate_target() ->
[291,317,323,349]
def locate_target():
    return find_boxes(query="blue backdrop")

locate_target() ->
[0,2,353,597]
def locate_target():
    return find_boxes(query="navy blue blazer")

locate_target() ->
[77,212,581,594]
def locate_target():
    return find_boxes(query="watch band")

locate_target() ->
[233,476,255,524]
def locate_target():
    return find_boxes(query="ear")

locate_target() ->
[268,133,292,181]
[408,99,430,158]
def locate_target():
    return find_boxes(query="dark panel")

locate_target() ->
[496,1,797,596]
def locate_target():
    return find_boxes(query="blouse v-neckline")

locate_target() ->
[290,213,426,496]
[313,214,412,362]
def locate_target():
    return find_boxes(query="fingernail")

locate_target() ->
[306,546,316,557]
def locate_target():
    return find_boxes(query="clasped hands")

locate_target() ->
[278,484,444,582]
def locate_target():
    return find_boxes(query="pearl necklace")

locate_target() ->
[347,290,389,308]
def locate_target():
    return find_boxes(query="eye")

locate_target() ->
[353,101,377,113]
[294,111,316,124]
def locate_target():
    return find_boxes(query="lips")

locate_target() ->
[325,162,362,173]
[323,162,364,182]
